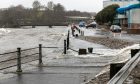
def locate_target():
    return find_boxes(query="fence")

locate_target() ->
[0,46,38,71]
[0,29,86,73]
[64,29,84,54]
[0,30,70,72]
[0,44,65,72]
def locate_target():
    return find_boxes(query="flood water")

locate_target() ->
[0,26,138,84]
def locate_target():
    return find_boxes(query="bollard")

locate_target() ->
[79,29,80,33]
[39,44,43,65]
[67,37,69,50]
[83,31,84,36]
[79,49,87,55]
[49,25,52,28]
[64,40,67,54]
[110,63,125,79]
[68,30,70,38]
[32,25,35,28]
[131,49,140,58]
[88,47,93,53]
[16,48,22,72]
[81,31,84,36]
[75,34,78,37]
[81,31,83,36]
[67,31,70,50]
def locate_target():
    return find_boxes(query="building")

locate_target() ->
[65,16,92,24]
[103,0,140,34]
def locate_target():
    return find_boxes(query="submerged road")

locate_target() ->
[0,26,140,84]
[0,26,109,84]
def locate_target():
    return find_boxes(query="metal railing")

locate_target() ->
[0,47,38,71]
[0,30,70,71]
[107,50,140,84]
[0,44,63,72]
[0,30,79,72]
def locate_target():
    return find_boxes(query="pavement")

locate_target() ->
[94,28,140,42]
[0,26,139,84]
[0,66,103,84]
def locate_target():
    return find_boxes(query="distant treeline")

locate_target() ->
[0,1,92,28]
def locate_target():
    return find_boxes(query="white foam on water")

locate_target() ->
[0,28,11,34]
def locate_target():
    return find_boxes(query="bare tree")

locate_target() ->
[32,0,41,25]
[32,0,41,10]
[47,1,54,10]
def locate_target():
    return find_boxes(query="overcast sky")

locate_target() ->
[0,0,105,13]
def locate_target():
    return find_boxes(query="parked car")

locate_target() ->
[110,25,121,33]
[86,21,97,28]
[79,21,86,27]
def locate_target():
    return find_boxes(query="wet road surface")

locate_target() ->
[0,66,103,84]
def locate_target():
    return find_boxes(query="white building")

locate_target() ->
[103,0,138,8]
[103,0,140,34]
